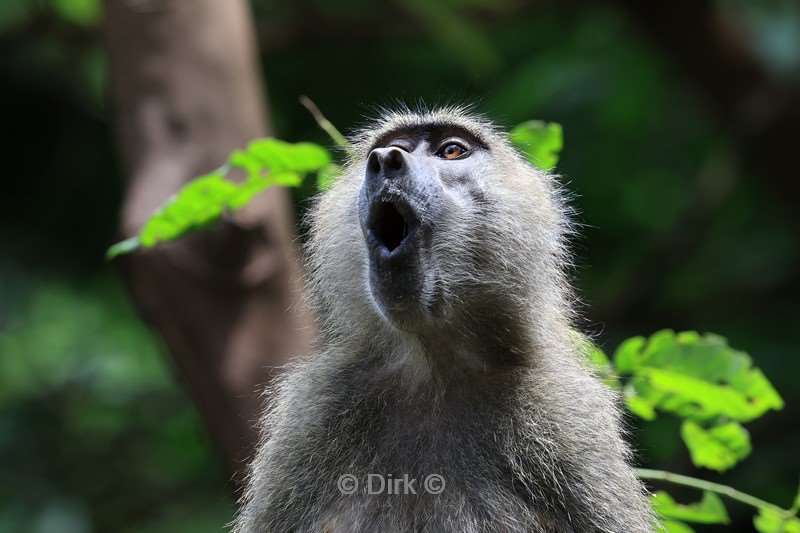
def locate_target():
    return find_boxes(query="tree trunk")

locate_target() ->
[103,0,314,489]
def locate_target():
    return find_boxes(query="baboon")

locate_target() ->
[234,107,655,532]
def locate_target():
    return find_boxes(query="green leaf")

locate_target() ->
[245,139,330,173]
[510,120,563,170]
[138,172,236,247]
[227,175,270,210]
[270,171,303,187]
[754,507,800,533]
[613,336,647,374]
[625,386,657,421]
[107,138,332,257]
[228,149,262,180]
[681,420,751,472]
[614,330,783,423]
[659,520,695,533]
[652,491,730,524]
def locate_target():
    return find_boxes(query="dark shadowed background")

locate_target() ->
[1,1,798,532]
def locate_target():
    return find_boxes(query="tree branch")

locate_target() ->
[637,468,794,518]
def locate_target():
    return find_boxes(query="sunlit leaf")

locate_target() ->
[139,172,236,247]
[659,520,695,533]
[625,386,657,421]
[510,120,563,170]
[227,175,270,209]
[652,491,729,524]
[270,171,303,187]
[228,149,262,180]
[613,335,647,374]
[681,420,751,472]
[107,138,331,257]
[754,507,800,533]
[246,138,330,173]
[614,330,783,423]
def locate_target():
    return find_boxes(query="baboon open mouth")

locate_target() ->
[368,200,412,252]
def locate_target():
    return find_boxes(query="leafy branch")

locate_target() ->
[107,137,331,259]
[589,330,793,533]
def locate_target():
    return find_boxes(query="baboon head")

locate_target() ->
[307,107,570,341]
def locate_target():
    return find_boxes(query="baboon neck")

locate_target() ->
[373,309,567,384]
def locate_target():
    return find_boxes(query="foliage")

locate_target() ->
[106,139,331,258]
[652,491,729,525]
[614,330,782,471]
[0,276,233,532]
[680,420,751,473]
[755,507,800,533]
[509,120,563,171]
[592,330,795,532]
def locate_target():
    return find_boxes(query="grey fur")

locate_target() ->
[234,106,655,533]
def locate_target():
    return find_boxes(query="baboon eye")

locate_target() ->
[436,142,469,160]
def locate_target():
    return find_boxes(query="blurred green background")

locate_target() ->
[1,1,798,531]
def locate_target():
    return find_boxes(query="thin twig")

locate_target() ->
[299,95,348,148]
[636,468,793,518]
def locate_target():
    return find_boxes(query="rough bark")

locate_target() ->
[103,0,314,488]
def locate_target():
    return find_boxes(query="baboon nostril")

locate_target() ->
[367,148,407,179]
[384,149,404,173]
[367,151,382,175]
